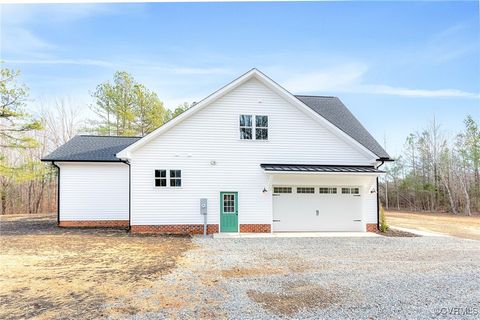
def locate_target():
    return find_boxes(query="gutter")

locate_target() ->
[51,162,60,225]
[375,160,387,230]
[120,160,131,231]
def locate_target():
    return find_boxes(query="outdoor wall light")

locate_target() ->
[262,188,268,193]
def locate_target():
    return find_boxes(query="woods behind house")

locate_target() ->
[0,66,189,215]
[380,117,479,215]
[1,64,479,215]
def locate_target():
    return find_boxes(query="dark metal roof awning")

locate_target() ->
[260,164,384,173]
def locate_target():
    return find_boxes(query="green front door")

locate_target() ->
[220,192,238,232]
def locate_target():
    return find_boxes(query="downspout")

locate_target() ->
[120,160,131,231]
[376,160,386,230]
[52,162,60,225]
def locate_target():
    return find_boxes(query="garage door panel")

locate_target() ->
[273,188,363,232]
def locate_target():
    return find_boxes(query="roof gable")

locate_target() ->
[116,68,386,160]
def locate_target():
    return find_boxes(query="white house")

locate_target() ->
[42,69,391,234]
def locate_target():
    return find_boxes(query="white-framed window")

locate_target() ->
[255,115,268,140]
[155,170,181,188]
[319,187,337,194]
[273,187,292,194]
[297,187,315,194]
[239,114,268,140]
[170,170,182,187]
[239,115,253,140]
[154,170,167,187]
[342,187,359,194]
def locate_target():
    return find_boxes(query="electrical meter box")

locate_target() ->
[200,198,208,215]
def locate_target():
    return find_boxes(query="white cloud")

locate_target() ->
[5,58,114,68]
[1,27,55,55]
[282,63,367,93]
[364,85,479,98]
[169,67,231,75]
[280,64,478,99]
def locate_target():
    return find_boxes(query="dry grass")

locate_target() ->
[0,214,194,320]
[386,210,480,240]
[247,281,345,316]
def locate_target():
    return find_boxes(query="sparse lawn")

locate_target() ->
[0,214,194,320]
[386,210,480,240]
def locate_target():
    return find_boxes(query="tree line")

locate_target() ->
[380,116,480,215]
[0,65,190,215]
[1,64,478,216]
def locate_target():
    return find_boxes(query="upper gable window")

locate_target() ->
[255,115,268,140]
[240,115,268,140]
[239,115,253,140]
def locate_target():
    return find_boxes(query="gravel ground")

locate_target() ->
[124,236,480,320]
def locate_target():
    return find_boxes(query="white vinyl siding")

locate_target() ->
[58,162,129,221]
[129,78,376,227]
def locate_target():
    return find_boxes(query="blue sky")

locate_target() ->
[1,1,479,156]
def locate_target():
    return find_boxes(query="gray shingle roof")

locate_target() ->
[295,95,390,159]
[41,135,141,162]
[261,164,384,173]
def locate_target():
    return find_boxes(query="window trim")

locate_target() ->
[154,169,182,188]
[319,187,337,194]
[297,187,315,194]
[154,169,167,187]
[255,115,268,140]
[239,114,269,141]
[273,186,292,194]
[341,187,360,195]
[169,170,182,187]
[239,115,253,140]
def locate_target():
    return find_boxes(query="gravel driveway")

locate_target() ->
[125,236,480,320]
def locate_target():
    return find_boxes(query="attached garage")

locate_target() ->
[262,164,384,233]
[272,186,363,232]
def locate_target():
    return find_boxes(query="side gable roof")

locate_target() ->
[295,95,390,159]
[41,135,141,162]
[117,68,388,160]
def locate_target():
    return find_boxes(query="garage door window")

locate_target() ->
[297,187,315,194]
[319,187,337,194]
[273,187,292,193]
[342,187,359,194]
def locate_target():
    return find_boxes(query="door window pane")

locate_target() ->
[223,194,235,213]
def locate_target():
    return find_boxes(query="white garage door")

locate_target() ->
[272,186,363,232]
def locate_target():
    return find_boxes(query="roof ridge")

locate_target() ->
[294,94,337,98]
[79,134,142,138]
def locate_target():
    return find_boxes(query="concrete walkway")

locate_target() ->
[212,231,380,239]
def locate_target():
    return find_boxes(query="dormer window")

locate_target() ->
[240,115,268,140]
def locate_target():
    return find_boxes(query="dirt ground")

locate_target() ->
[386,210,480,240]
[0,214,194,320]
